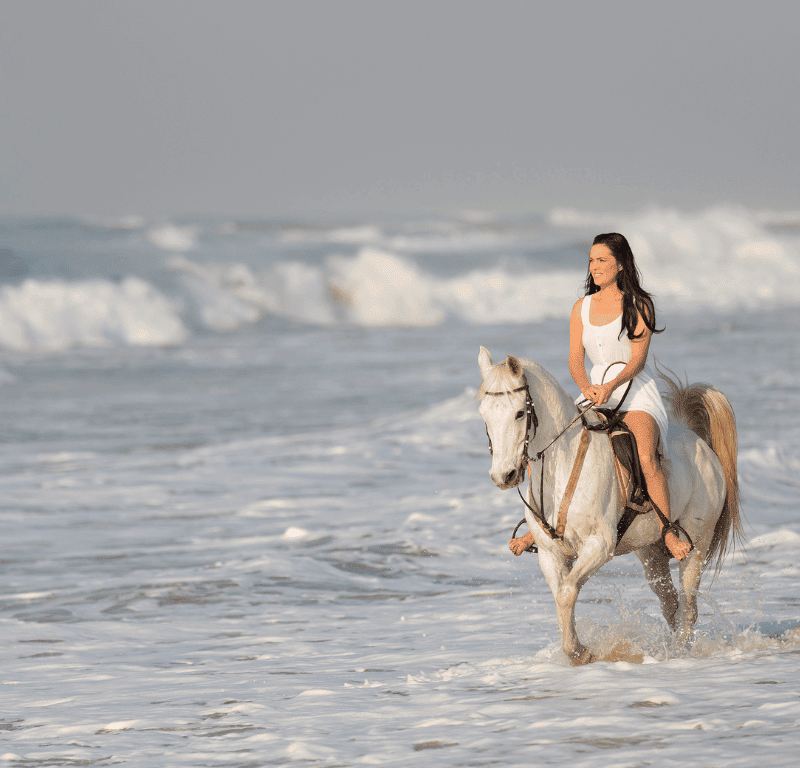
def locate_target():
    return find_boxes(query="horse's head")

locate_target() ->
[478,346,532,490]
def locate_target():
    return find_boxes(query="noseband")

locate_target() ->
[483,382,538,465]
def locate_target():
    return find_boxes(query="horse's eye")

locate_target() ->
[515,410,525,420]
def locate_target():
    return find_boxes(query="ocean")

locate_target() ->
[1,205,799,766]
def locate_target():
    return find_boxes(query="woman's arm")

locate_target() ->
[592,309,651,406]
[568,298,592,399]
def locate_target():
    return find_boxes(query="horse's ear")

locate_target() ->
[507,355,522,377]
[478,347,493,378]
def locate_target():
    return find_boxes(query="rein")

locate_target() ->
[483,362,695,558]
[498,364,633,552]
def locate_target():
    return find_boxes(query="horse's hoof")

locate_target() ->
[671,629,694,652]
[568,646,595,666]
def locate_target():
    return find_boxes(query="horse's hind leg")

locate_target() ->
[675,550,703,647]
[635,543,678,631]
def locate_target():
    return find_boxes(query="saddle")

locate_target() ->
[511,367,693,557]
[512,406,691,556]
[590,409,653,546]
[512,407,651,553]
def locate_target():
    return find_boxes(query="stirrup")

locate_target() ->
[512,518,538,554]
[661,519,695,556]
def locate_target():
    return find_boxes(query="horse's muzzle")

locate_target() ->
[490,463,525,490]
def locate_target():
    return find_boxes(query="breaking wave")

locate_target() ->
[169,249,581,331]
[0,277,188,352]
[3,205,798,348]
[167,206,800,332]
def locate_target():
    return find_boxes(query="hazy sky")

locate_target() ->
[1,0,799,218]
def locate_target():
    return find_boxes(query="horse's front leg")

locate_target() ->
[536,548,579,657]
[542,536,612,665]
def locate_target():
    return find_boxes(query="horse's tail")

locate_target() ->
[658,366,746,572]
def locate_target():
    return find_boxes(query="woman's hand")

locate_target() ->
[583,383,614,406]
[594,383,615,405]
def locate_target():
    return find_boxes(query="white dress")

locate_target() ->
[577,295,670,458]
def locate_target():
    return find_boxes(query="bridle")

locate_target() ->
[482,377,600,547]
[483,382,538,466]
[482,364,694,556]
[482,378,562,546]
[482,364,692,556]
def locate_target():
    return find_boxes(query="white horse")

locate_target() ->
[478,347,743,664]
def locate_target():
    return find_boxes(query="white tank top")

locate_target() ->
[580,295,631,369]
[578,295,670,457]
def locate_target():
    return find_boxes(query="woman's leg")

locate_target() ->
[622,411,690,561]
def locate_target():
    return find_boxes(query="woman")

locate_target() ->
[568,232,690,561]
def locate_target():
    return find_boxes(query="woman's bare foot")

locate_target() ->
[664,530,691,561]
[510,531,535,556]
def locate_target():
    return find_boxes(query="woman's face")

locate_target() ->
[588,244,621,290]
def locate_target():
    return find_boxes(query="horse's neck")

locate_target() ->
[521,361,578,451]
[522,362,614,526]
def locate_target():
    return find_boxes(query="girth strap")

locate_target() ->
[515,423,593,546]
[510,398,695,558]
[555,427,591,537]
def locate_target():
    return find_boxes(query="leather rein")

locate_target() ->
[486,368,632,552]
[491,369,693,556]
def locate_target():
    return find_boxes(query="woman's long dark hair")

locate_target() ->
[584,232,664,340]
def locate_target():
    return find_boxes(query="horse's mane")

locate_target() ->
[518,358,570,398]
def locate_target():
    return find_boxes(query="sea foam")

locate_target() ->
[552,205,800,312]
[169,207,800,330]
[168,255,336,331]
[145,224,198,252]
[0,277,188,351]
